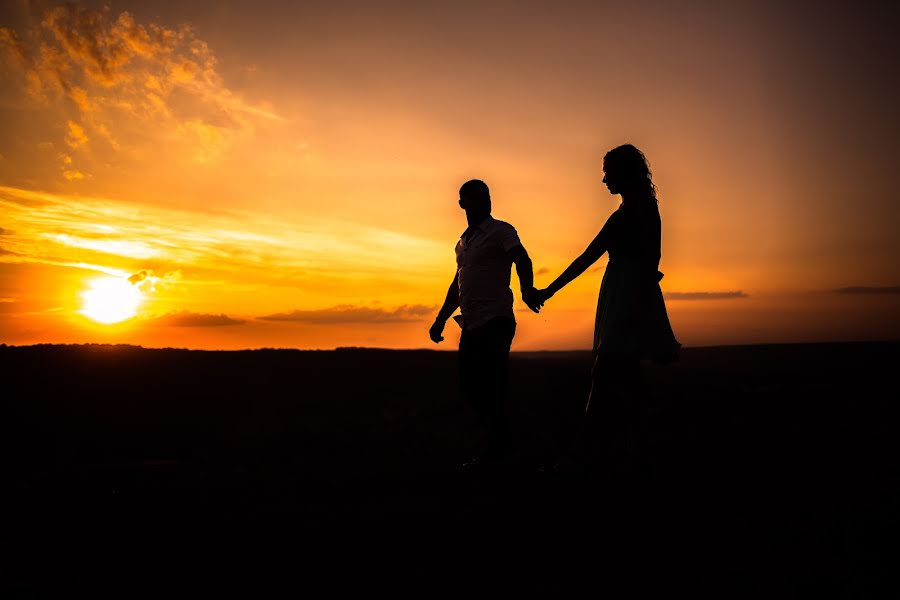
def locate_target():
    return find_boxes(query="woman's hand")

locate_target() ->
[534,288,555,306]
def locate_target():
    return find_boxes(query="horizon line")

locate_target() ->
[2,339,899,353]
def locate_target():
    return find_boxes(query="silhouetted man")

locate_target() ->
[430,179,541,468]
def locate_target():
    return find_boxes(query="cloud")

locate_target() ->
[535,267,550,275]
[177,119,228,164]
[127,270,148,285]
[834,286,900,295]
[0,185,446,290]
[64,120,88,148]
[259,304,436,324]
[0,227,8,235]
[664,291,748,300]
[0,3,279,168]
[48,232,159,259]
[149,311,245,327]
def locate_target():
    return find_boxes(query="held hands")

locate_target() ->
[522,286,553,313]
[431,285,556,340]
[532,287,555,310]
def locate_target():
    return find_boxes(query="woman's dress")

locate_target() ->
[593,202,680,363]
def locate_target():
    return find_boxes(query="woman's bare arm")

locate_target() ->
[544,229,608,297]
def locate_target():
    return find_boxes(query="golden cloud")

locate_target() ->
[64,120,88,148]
[0,3,280,168]
[0,185,446,306]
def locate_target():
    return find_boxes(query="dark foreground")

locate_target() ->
[2,342,898,590]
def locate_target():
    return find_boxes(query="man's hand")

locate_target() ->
[429,318,446,343]
[522,286,544,313]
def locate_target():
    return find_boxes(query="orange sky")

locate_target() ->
[1,0,898,350]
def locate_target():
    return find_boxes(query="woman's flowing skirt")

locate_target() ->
[594,258,681,363]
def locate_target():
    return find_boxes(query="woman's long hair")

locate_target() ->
[604,144,658,202]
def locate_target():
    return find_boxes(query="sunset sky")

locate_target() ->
[1,0,898,350]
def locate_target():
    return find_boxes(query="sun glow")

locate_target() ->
[80,277,143,324]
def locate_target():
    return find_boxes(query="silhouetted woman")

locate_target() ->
[537,144,680,467]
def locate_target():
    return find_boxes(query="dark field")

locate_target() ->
[2,342,898,590]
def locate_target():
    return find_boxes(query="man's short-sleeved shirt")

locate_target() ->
[454,216,522,330]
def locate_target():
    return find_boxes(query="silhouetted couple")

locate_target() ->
[430,144,680,472]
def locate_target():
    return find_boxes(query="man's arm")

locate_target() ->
[429,272,459,343]
[507,244,541,313]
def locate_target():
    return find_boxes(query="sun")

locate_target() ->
[80,277,143,324]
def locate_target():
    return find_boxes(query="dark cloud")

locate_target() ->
[151,311,245,327]
[834,286,900,295]
[535,267,550,275]
[0,227,8,235]
[259,304,435,324]
[0,246,20,256]
[665,291,748,300]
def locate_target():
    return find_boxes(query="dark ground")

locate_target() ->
[2,342,898,592]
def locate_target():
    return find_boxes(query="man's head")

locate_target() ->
[458,179,491,216]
